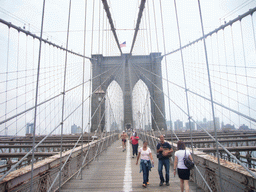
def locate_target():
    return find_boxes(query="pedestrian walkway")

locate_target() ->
[61,140,203,191]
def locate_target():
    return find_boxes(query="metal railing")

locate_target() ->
[0,133,118,192]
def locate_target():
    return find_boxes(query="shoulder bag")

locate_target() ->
[183,150,194,169]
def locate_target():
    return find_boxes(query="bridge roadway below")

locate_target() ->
[61,140,203,192]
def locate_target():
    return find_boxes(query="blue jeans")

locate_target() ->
[132,144,138,156]
[141,160,150,184]
[158,158,170,183]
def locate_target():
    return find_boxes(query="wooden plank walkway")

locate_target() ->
[61,140,204,192]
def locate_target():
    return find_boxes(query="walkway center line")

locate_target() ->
[123,142,132,191]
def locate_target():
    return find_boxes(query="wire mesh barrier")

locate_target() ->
[0,133,118,192]
[141,132,256,192]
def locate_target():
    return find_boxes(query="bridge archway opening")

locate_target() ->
[105,80,124,132]
[132,79,151,131]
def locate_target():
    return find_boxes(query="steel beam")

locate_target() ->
[198,146,256,152]
[0,144,80,149]
[0,152,58,158]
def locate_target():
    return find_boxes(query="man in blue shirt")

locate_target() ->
[157,135,173,186]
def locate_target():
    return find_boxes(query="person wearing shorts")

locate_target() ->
[173,140,193,192]
[120,131,128,152]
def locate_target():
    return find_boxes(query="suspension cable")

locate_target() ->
[0,18,94,60]
[80,0,88,180]
[197,1,223,189]
[239,20,252,129]
[133,63,256,123]
[30,0,46,190]
[173,0,197,188]
[101,0,122,54]
[159,0,174,160]
[130,0,146,54]
[157,7,256,59]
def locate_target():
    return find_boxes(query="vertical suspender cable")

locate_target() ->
[216,33,224,125]
[230,27,241,126]
[91,0,95,54]
[173,0,197,189]
[101,6,105,55]
[159,0,174,157]
[239,21,251,128]
[151,0,159,51]
[143,10,149,54]
[98,0,101,54]
[147,0,153,53]
[251,13,256,52]
[25,35,28,132]
[80,0,88,180]
[59,0,72,189]
[222,29,231,123]
[5,26,10,137]
[30,0,46,191]
[197,1,223,191]
[16,32,20,136]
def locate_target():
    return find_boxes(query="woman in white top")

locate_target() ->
[136,141,154,188]
[174,140,193,192]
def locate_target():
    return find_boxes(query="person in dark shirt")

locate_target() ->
[157,135,173,186]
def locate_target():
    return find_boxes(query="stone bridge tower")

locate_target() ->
[90,53,166,133]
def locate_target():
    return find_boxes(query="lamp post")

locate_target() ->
[95,86,105,133]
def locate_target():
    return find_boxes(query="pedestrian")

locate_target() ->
[157,135,173,186]
[120,131,128,152]
[130,132,139,158]
[173,140,193,192]
[136,141,154,188]
[246,151,252,168]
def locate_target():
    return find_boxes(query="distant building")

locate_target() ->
[222,124,235,129]
[174,120,183,131]
[221,123,235,131]
[26,123,34,135]
[197,117,220,130]
[71,124,82,134]
[197,120,207,130]
[185,121,195,130]
[166,120,172,130]
[239,124,249,130]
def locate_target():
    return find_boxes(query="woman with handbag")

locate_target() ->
[173,140,193,192]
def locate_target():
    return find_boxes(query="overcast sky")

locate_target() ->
[0,0,256,134]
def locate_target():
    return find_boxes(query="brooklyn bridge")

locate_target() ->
[0,0,256,191]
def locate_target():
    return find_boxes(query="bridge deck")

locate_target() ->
[61,140,203,192]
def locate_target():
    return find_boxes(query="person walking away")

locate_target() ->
[173,140,193,192]
[130,132,139,158]
[157,135,173,186]
[120,131,128,152]
[136,141,154,188]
